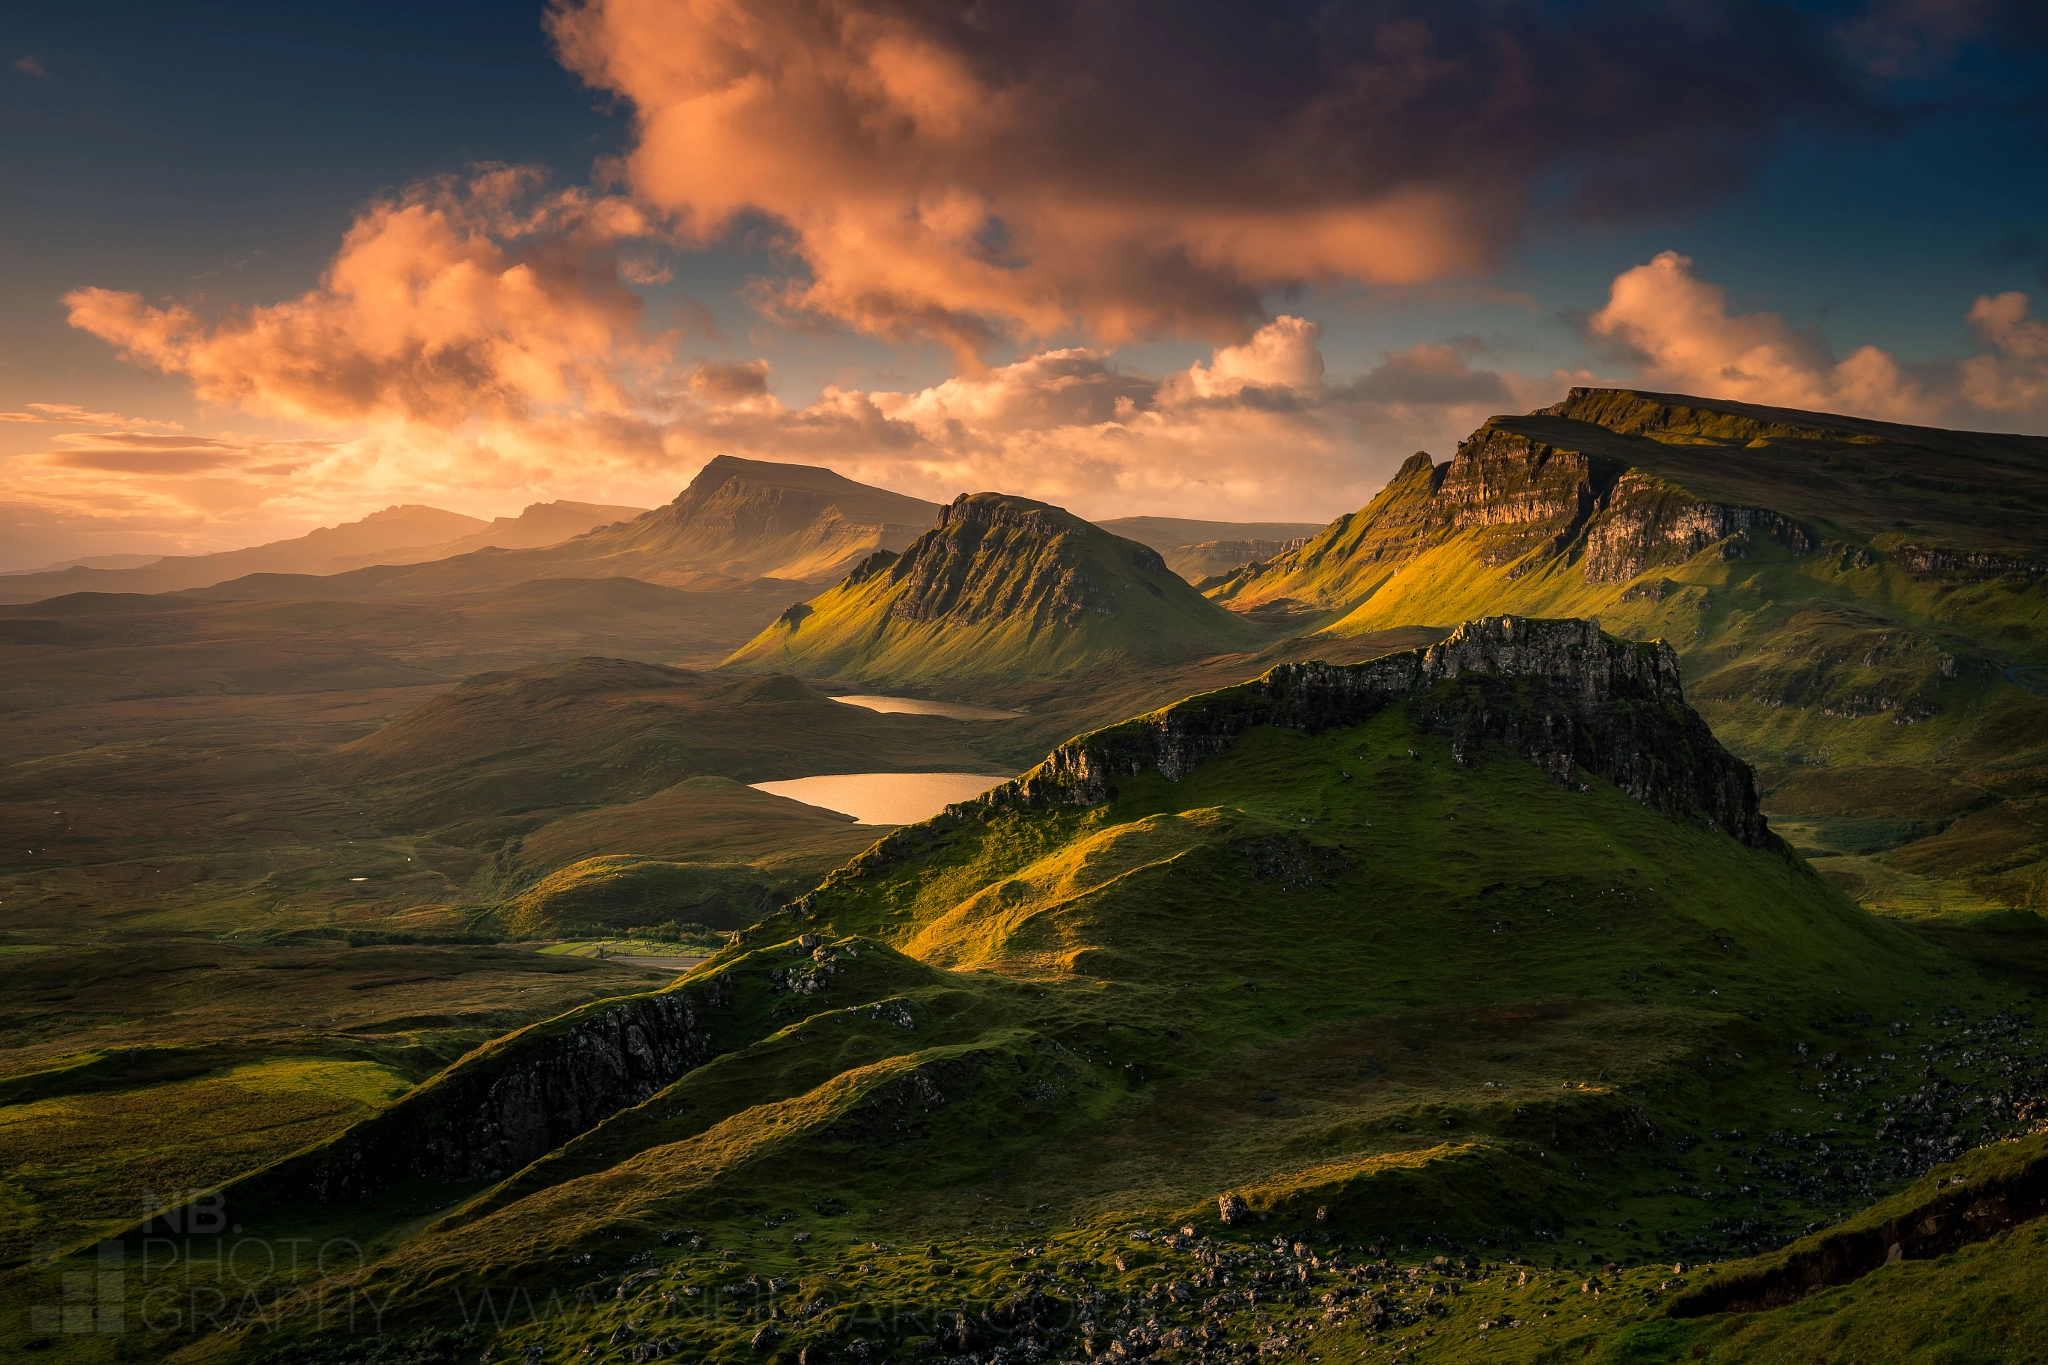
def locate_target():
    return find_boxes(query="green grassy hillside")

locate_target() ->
[1206,390,2048,917]
[66,619,2048,1365]
[725,493,1259,694]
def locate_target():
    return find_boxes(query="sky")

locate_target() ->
[4,0,2047,570]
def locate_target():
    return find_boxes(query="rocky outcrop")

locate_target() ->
[1670,1143,2048,1317]
[982,617,1773,848]
[239,977,732,1206]
[1215,417,1819,610]
[1435,425,1620,567]
[1893,544,2044,579]
[1582,473,1815,583]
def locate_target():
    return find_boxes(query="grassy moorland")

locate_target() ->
[6,623,2033,1365]
[0,594,1023,1274]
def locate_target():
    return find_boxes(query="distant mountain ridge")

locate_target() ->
[315,499,649,572]
[158,456,945,604]
[0,504,492,603]
[0,501,648,605]
[725,492,1258,692]
[1213,386,2048,621]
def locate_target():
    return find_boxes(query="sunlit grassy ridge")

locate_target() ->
[725,493,1257,693]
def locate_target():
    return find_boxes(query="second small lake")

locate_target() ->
[830,695,1021,720]
[751,772,1013,824]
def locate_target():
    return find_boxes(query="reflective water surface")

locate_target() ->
[750,772,1013,824]
[830,694,1021,720]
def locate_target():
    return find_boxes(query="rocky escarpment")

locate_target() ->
[1893,544,2045,579]
[1671,1141,2048,1317]
[1215,416,1818,609]
[220,978,732,1210]
[986,617,1772,847]
[1583,472,1816,583]
[885,494,1170,627]
[1434,423,1620,567]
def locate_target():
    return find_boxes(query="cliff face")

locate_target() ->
[990,616,1773,848]
[1434,425,1619,567]
[237,978,732,1206]
[1214,416,1811,610]
[1583,472,1816,583]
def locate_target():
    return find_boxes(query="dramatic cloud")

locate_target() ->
[1588,250,2048,425]
[549,0,1882,358]
[633,317,1561,519]
[64,167,664,428]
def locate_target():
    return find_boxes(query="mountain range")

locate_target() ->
[0,501,648,604]
[3,389,2047,1365]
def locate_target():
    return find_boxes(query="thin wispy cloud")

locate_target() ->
[0,402,182,430]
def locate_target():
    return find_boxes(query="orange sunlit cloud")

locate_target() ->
[63,168,665,428]
[0,402,183,429]
[545,0,1871,360]
[1588,251,2048,425]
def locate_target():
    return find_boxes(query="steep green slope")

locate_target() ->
[93,618,2048,1365]
[1209,390,2048,915]
[725,493,1259,693]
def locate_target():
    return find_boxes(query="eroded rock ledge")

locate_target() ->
[986,616,1772,849]
[215,979,731,1211]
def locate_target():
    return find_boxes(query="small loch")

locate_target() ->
[829,694,1022,721]
[750,772,1013,824]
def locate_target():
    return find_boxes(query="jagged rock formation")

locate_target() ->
[725,493,1256,690]
[981,616,1772,847]
[226,980,731,1208]
[1583,472,1814,582]
[1214,415,1816,612]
